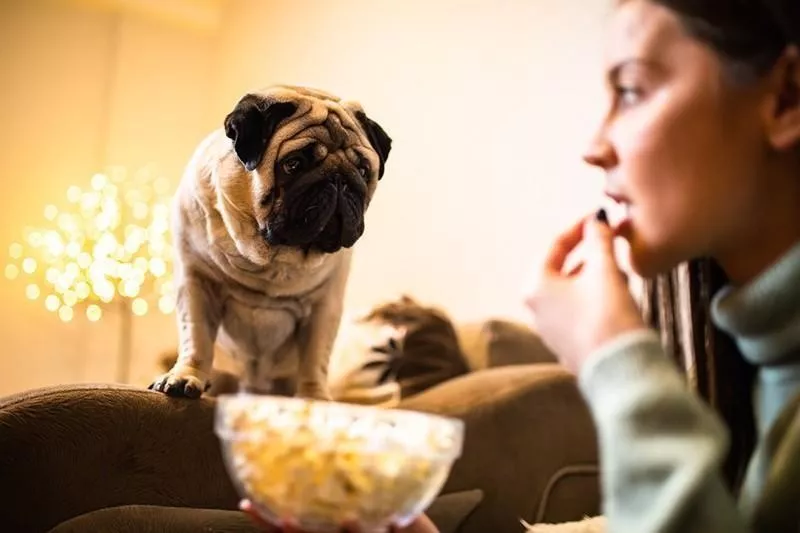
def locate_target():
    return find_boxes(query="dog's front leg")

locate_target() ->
[149,273,222,398]
[295,254,353,400]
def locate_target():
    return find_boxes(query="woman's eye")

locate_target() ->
[615,86,642,107]
[282,157,303,174]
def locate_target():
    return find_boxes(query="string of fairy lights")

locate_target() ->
[3,166,176,323]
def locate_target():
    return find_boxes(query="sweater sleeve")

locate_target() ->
[578,329,748,533]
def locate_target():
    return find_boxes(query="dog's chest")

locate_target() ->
[217,292,308,364]
[215,265,330,362]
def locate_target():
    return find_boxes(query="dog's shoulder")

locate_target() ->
[179,128,239,189]
[170,130,233,262]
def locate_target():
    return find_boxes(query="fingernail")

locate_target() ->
[595,208,608,224]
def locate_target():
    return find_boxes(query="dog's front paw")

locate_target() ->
[148,366,210,399]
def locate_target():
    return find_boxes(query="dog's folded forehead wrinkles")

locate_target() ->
[325,113,347,150]
[268,98,372,163]
[277,137,322,159]
[250,86,372,142]
[225,85,389,185]
[345,148,361,166]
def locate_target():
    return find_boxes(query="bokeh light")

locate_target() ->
[3,166,175,322]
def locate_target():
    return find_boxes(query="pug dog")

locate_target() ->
[149,85,391,399]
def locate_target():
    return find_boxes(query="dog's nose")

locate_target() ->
[328,173,351,194]
[282,172,341,197]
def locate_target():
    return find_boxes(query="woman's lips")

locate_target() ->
[604,191,628,203]
[614,216,633,238]
[601,194,633,237]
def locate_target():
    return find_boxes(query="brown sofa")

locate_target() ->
[0,320,599,533]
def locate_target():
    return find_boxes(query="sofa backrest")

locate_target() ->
[455,319,558,371]
[0,384,239,533]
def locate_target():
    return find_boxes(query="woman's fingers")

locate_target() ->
[542,216,588,275]
[582,214,617,269]
[565,261,585,277]
[240,500,282,531]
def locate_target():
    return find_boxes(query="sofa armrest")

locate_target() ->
[0,384,238,533]
[399,364,600,533]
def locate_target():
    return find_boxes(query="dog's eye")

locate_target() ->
[358,165,369,178]
[282,157,303,175]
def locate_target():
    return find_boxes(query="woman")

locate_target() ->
[246,0,800,531]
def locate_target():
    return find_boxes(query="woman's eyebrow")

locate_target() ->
[606,58,659,83]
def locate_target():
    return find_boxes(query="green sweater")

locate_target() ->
[579,243,800,533]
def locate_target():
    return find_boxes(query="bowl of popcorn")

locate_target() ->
[214,394,465,532]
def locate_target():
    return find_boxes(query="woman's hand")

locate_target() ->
[239,500,440,533]
[523,211,647,375]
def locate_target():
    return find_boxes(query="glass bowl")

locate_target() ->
[214,394,464,533]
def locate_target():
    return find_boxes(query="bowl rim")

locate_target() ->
[212,393,465,458]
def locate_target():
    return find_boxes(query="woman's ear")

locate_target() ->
[766,45,800,151]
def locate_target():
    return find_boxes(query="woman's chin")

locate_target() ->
[626,237,684,280]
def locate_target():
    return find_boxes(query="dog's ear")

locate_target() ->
[355,111,392,179]
[224,95,297,172]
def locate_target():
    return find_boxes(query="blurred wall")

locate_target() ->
[212,0,612,322]
[0,0,217,394]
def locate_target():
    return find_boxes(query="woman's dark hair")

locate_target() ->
[642,259,757,494]
[648,0,799,83]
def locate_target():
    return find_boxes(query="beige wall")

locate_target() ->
[0,0,613,395]
[214,0,612,323]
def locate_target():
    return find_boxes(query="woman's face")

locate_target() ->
[585,0,774,279]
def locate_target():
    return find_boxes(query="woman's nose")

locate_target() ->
[583,134,617,170]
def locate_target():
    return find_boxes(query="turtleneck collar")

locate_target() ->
[711,241,800,367]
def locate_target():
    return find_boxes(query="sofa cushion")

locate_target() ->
[482,320,558,367]
[329,296,470,405]
[400,364,600,533]
[425,489,484,533]
[455,320,557,370]
[533,465,600,524]
[48,489,484,533]
[48,506,256,533]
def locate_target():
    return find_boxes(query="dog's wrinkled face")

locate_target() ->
[223,86,392,256]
